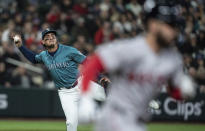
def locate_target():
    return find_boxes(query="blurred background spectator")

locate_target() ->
[0,0,204,94]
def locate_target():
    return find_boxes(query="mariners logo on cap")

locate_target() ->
[42,28,57,39]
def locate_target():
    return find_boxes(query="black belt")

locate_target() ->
[58,81,78,90]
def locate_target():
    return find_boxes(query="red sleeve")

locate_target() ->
[167,86,182,100]
[81,53,105,93]
[81,57,88,65]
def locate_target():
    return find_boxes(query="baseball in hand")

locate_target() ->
[13,35,20,43]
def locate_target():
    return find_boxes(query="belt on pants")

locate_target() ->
[58,81,78,90]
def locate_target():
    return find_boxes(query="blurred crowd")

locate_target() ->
[0,0,205,93]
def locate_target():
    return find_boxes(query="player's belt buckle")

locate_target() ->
[58,81,78,90]
[67,81,78,89]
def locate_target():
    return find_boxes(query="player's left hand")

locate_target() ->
[179,75,196,99]
[99,77,111,88]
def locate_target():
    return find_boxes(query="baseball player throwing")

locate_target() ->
[13,29,85,131]
[81,0,196,131]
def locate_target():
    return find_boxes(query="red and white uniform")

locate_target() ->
[81,35,194,131]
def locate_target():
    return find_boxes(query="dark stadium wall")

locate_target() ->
[0,88,205,122]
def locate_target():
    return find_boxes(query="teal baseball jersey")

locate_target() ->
[35,44,86,88]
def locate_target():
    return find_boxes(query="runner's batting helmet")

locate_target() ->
[143,0,183,28]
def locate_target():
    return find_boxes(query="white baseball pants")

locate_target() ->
[58,85,80,131]
[95,104,146,131]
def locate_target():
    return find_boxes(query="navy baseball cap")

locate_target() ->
[42,28,57,39]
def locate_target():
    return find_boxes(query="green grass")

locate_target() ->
[0,120,67,131]
[147,123,205,131]
[0,120,204,131]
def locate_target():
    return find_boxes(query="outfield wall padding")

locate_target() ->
[0,88,64,118]
[0,88,205,122]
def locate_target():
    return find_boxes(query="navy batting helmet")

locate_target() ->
[143,0,183,28]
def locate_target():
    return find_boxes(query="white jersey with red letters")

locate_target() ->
[95,35,184,131]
